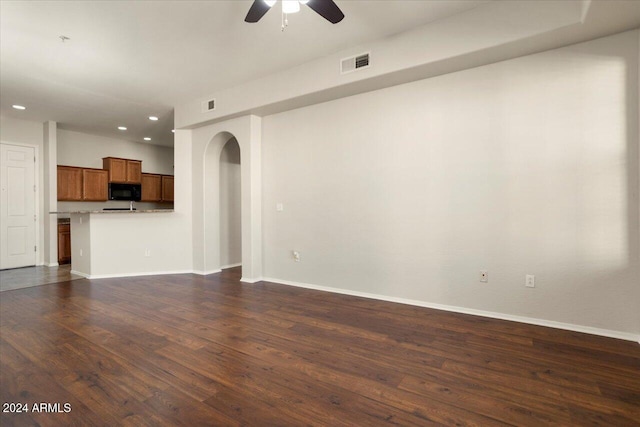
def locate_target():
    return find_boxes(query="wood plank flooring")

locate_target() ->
[1,267,639,426]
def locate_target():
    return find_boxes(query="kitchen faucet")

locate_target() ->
[130,200,134,211]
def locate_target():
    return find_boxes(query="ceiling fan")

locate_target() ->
[245,0,345,25]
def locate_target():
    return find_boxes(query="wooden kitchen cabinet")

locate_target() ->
[103,157,142,183]
[57,166,83,201]
[141,173,162,202]
[103,157,126,182]
[127,160,142,183]
[57,165,108,201]
[58,223,71,265]
[82,169,108,201]
[161,175,174,202]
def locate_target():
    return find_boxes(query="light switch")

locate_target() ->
[276,203,284,212]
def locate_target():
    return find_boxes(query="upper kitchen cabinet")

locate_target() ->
[57,166,108,201]
[161,175,174,202]
[57,166,83,201]
[103,157,142,183]
[82,169,108,201]
[127,160,142,183]
[141,173,162,202]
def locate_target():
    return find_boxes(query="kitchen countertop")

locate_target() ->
[50,209,174,214]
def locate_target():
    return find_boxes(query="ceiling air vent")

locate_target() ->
[201,98,216,113]
[341,52,370,74]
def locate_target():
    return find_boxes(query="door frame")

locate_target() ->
[0,141,41,268]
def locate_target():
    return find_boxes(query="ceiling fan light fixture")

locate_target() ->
[282,0,300,14]
[245,0,344,25]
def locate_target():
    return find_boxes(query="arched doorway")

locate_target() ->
[219,138,241,269]
[202,131,236,274]
[195,115,262,282]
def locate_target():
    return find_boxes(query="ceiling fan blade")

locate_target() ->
[245,0,272,23]
[306,0,344,24]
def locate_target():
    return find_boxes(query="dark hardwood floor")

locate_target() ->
[1,267,639,426]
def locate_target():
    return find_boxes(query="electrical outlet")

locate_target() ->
[526,274,535,288]
[145,249,151,257]
[292,251,300,262]
[480,270,488,283]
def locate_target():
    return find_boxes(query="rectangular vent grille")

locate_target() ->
[341,52,370,74]
[355,54,369,69]
[201,98,216,113]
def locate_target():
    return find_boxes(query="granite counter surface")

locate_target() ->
[50,209,174,214]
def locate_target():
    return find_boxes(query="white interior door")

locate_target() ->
[1,143,36,269]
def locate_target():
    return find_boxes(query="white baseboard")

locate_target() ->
[221,263,242,270]
[46,262,59,267]
[74,269,194,279]
[192,269,222,276]
[262,277,640,343]
[240,276,262,284]
[70,270,90,278]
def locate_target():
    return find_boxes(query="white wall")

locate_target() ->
[219,138,241,268]
[82,212,189,277]
[43,121,57,265]
[57,129,174,173]
[0,116,46,265]
[261,31,640,338]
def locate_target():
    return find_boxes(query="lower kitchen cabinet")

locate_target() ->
[58,223,71,265]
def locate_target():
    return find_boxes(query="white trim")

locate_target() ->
[46,262,59,267]
[192,269,222,276]
[73,269,194,279]
[240,276,262,284]
[262,277,640,343]
[221,263,241,270]
[70,270,90,278]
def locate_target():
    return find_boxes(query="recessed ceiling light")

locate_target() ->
[12,105,26,110]
[148,116,158,121]
[144,137,151,141]
[118,126,127,130]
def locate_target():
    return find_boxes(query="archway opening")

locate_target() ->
[198,117,261,282]
[219,137,241,271]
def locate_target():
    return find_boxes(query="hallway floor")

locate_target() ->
[0,265,84,292]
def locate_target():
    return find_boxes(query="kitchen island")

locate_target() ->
[49,209,189,279]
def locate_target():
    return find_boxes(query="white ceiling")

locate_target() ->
[0,0,488,147]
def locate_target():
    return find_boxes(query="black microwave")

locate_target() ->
[109,183,141,201]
